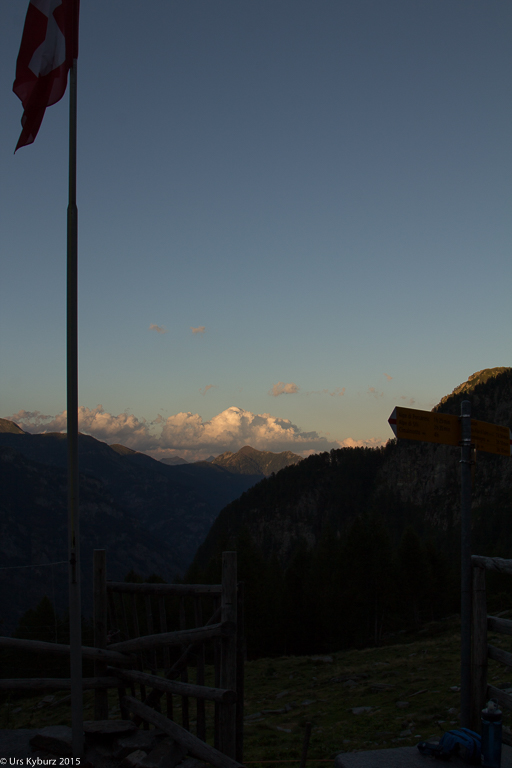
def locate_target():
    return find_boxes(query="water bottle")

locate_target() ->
[481,700,502,768]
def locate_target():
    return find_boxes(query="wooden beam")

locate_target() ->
[219,552,237,759]
[93,549,109,719]
[0,636,135,666]
[122,695,244,768]
[487,684,512,712]
[471,556,512,577]
[194,596,206,742]
[110,667,236,704]
[107,582,222,596]
[488,616,512,637]
[108,622,235,653]
[0,677,120,691]
[235,581,245,764]
[488,644,512,668]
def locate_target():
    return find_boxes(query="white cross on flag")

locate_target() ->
[13,0,79,151]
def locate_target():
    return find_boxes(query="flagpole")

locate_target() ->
[67,51,83,757]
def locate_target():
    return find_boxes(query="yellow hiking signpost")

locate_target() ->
[388,406,512,456]
[388,403,512,731]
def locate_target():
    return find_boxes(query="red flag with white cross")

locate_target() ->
[13,0,79,151]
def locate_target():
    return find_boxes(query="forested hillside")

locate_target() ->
[186,367,512,659]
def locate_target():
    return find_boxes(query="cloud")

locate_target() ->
[10,405,388,461]
[400,396,416,406]
[149,324,167,334]
[12,405,157,451]
[159,406,331,454]
[191,326,206,334]
[270,382,300,397]
[368,387,383,399]
[10,410,53,428]
[384,373,392,381]
[200,385,215,396]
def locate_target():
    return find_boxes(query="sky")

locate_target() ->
[1,0,511,462]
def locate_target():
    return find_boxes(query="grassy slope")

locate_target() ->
[2,617,512,762]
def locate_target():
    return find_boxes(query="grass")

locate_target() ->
[2,615,512,764]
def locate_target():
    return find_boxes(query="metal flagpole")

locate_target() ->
[67,48,83,757]
[460,399,472,729]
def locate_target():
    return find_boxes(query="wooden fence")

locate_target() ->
[0,549,245,768]
[471,554,512,738]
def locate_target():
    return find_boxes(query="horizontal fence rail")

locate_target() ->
[0,636,136,665]
[471,555,512,576]
[109,667,237,704]
[107,582,222,596]
[107,622,236,653]
[0,677,121,691]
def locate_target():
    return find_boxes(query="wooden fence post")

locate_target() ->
[195,597,206,741]
[235,581,244,764]
[219,552,237,758]
[471,563,488,732]
[93,550,108,720]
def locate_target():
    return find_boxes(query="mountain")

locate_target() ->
[0,417,24,434]
[160,456,189,466]
[208,445,302,475]
[186,367,512,657]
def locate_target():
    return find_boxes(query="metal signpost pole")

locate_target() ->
[460,399,472,729]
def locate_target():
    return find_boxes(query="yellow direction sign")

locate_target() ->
[471,419,512,456]
[388,406,460,446]
[388,406,512,456]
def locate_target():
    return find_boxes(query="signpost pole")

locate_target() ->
[460,400,472,729]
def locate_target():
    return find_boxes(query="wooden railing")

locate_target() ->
[0,549,245,768]
[471,555,512,738]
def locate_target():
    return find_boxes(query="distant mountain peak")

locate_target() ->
[211,445,302,476]
[436,367,512,409]
[0,418,25,434]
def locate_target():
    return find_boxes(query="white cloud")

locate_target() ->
[384,373,393,381]
[191,326,206,334]
[200,385,215,395]
[270,382,299,397]
[160,406,330,454]
[9,405,387,460]
[149,324,167,334]
[12,405,157,451]
[10,409,53,428]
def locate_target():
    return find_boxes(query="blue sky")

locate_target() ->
[1,0,511,460]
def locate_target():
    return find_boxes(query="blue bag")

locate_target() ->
[417,728,481,763]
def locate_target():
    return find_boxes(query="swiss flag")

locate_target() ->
[13,0,79,151]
